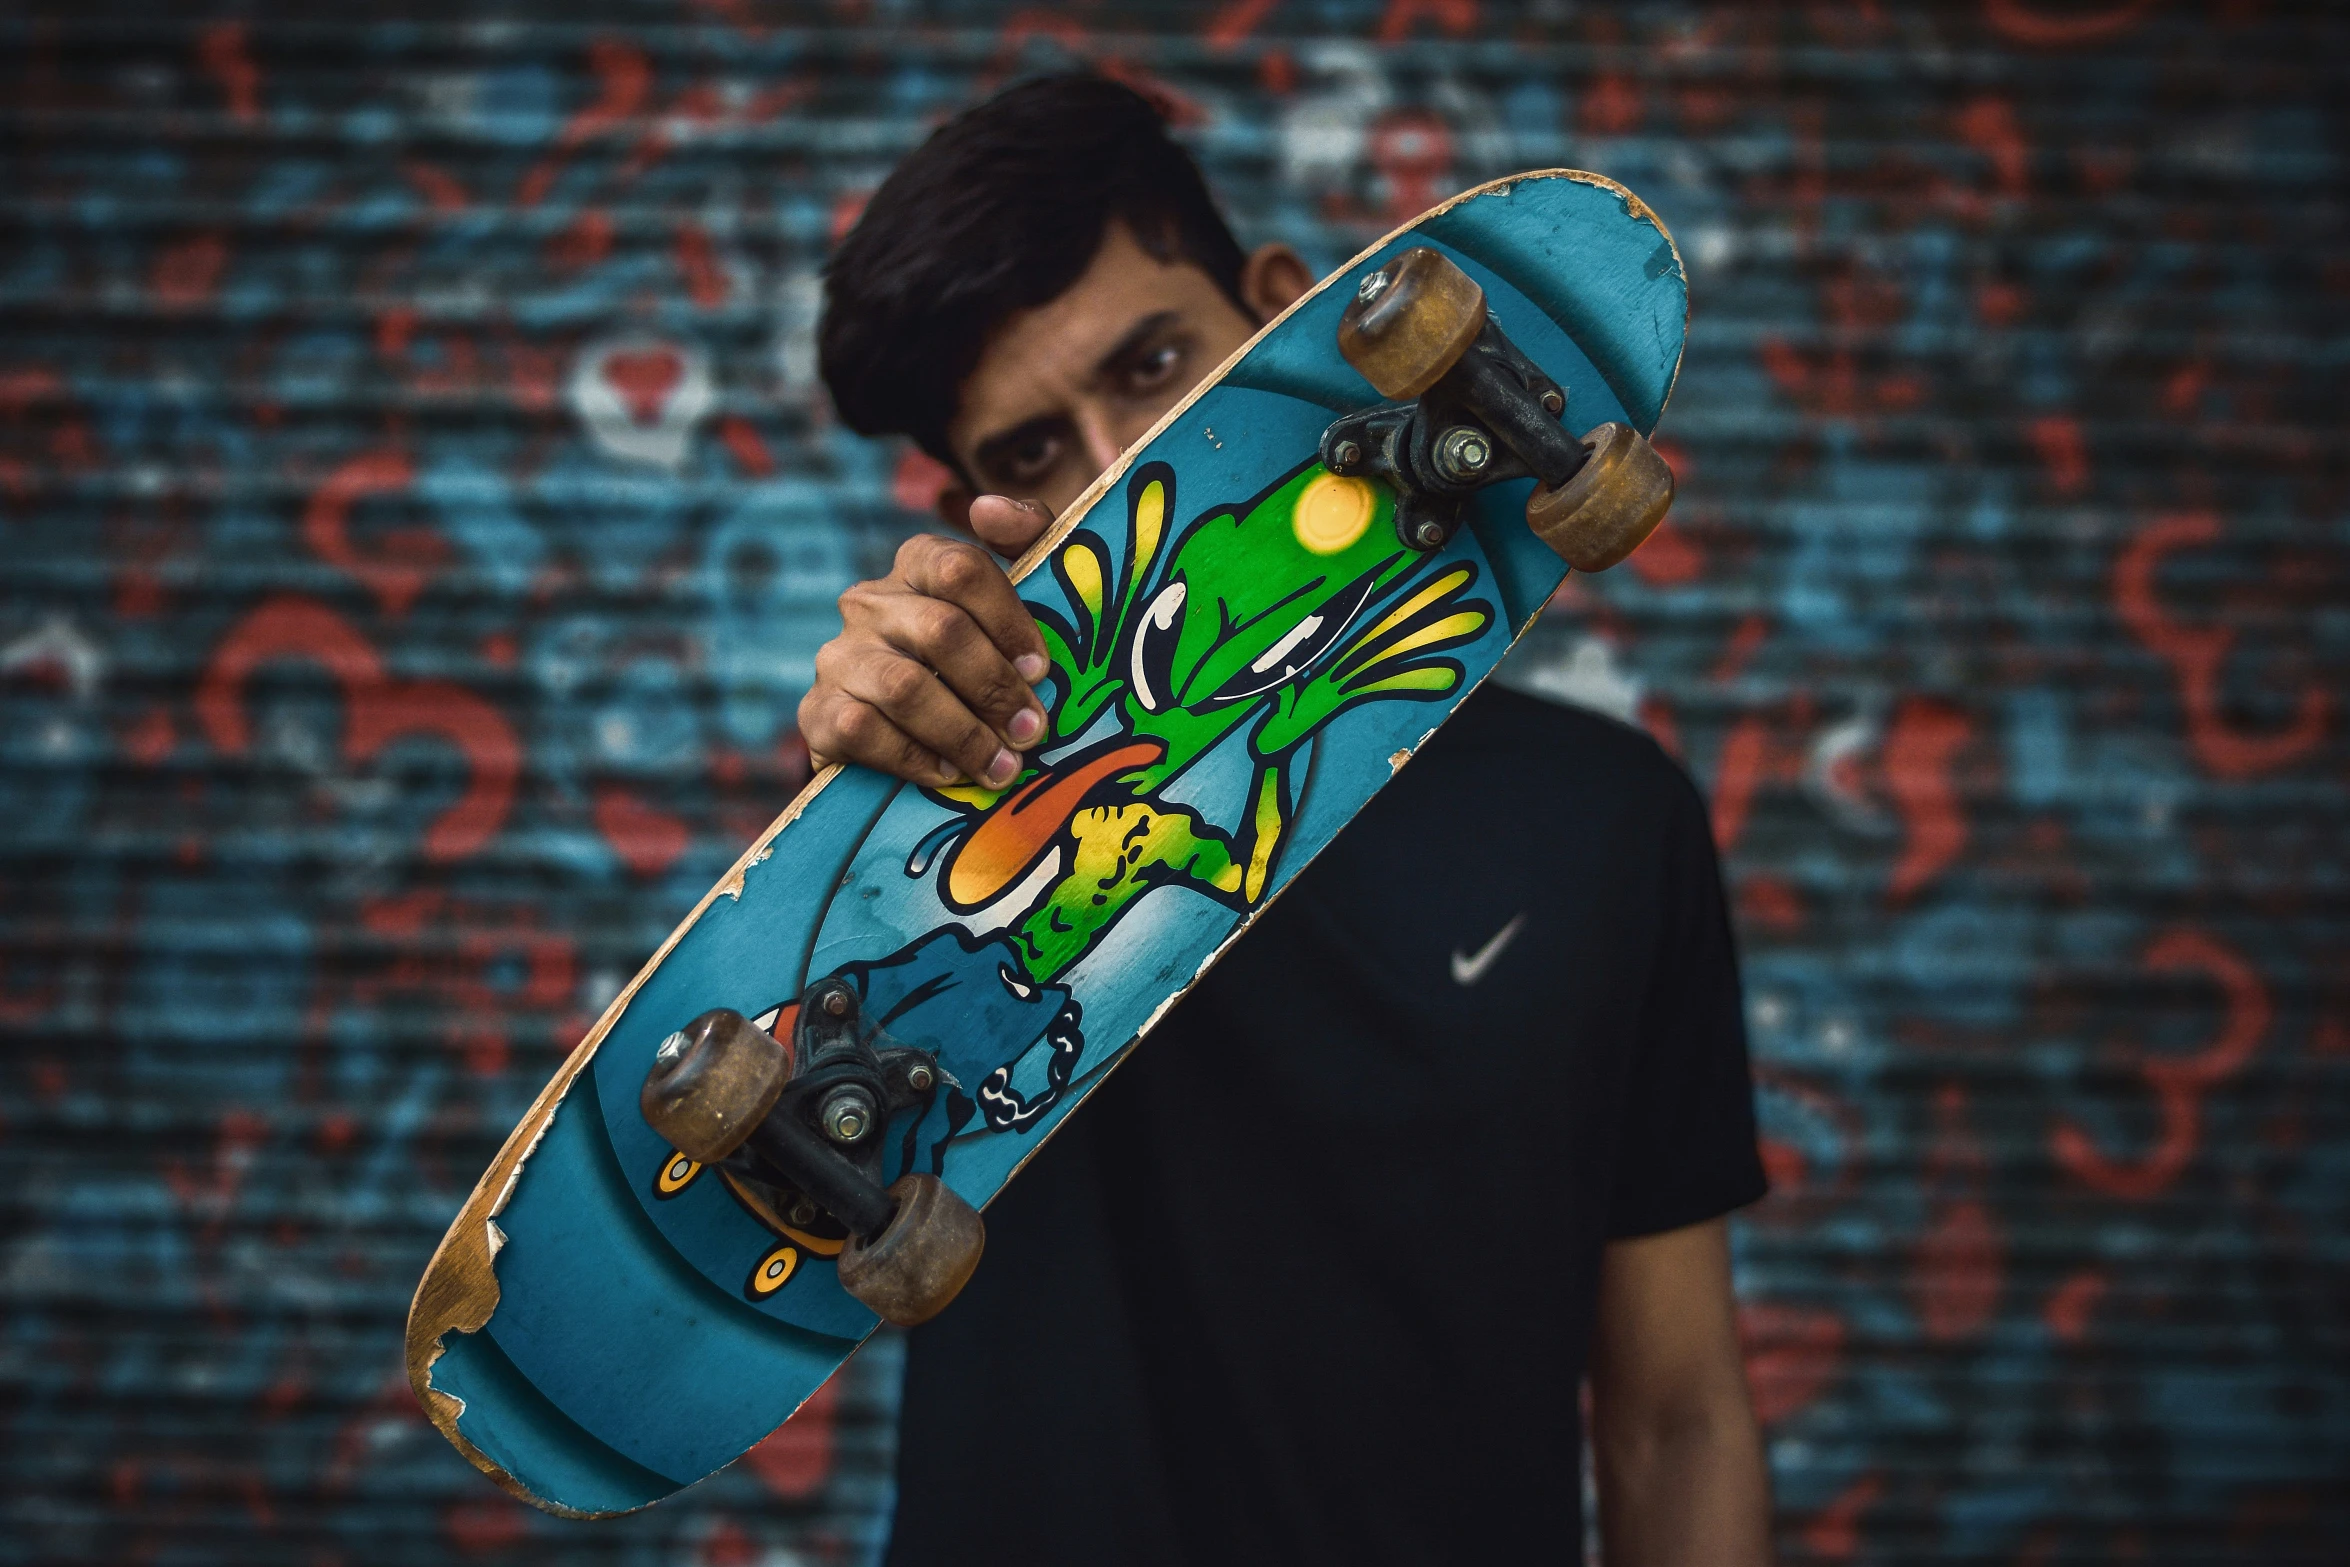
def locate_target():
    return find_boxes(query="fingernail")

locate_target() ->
[985,748,1018,788]
[937,762,964,785]
[1007,707,1042,744]
[1015,653,1049,683]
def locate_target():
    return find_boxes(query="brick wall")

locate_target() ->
[3,3,2344,1562]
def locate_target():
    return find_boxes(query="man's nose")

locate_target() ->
[1076,408,1131,480]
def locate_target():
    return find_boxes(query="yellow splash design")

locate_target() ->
[1061,538,1103,621]
[1377,609,1488,662]
[1129,476,1164,591]
[1360,564,1474,642]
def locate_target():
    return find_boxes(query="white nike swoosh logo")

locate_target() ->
[1450,913,1526,987]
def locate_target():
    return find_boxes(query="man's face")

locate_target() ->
[942,223,1311,523]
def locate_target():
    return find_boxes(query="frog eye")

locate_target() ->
[1129,579,1187,713]
[1201,571,1379,708]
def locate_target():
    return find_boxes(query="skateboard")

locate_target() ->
[406,169,1689,1516]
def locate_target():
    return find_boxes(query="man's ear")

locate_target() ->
[1239,243,1316,324]
[933,483,978,534]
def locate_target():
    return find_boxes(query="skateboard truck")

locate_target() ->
[639,981,985,1327]
[1322,246,1675,568]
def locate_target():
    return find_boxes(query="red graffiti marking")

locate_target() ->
[603,347,685,425]
[740,1375,838,1500]
[1984,0,2160,47]
[1582,73,1644,138]
[123,704,175,766]
[1739,875,1804,936]
[303,449,450,618]
[2114,512,2327,779]
[1711,714,1768,853]
[519,38,652,208]
[401,161,467,214]
[594,786,692,879]
[196,21,262,123]
[1739,1301,1846,1427]
[443,1494,530,1555]
[2027,412,2089,496]
[1377,0,1478,42]
[1883,697,1971,904]
[198,597,518,861]
[677,223,729,309]
[1368,109,1454,222]
[720,415,776,479]
[1801,1472,1885,1561]
[163,1109,268,1232]
[1205,0,1280,49]
[151,233,229,310]
[2044,1268,2107,1343]
[1956,96,2028,198]
[1916,1197,2003,1341]
[702,1520,758,1567]
[2052,927,2268,1199]
[1710,612,1769,685]
[1629,516,1704,587]
[547,207,614,274]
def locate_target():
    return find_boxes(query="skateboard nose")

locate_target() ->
[940,739,1163,911]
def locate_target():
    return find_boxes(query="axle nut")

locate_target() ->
[1435,425,1492,482]
[820,1086,875,1144]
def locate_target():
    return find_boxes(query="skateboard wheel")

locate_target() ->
[836,1173,985,1327]
[1337,247,1488,401]
[640,1008,791,1166]
[1524,422,1675,572]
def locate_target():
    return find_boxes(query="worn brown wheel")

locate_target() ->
[639,1008,793,1165]
[1524,421,1676,572]
[1337,246,1489,401]
[836,1173,986,1327]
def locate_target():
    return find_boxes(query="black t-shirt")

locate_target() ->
[883,683,1766,1566]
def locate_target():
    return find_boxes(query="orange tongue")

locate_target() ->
[942,740,1164,911]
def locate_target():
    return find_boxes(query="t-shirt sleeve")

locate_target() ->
[1603,764,1769,1239]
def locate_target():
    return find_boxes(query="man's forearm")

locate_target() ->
[1592,1396,1773,1566]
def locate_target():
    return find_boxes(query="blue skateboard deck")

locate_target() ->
[407,170,1688,1516]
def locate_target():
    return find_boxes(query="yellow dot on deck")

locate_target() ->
[749,1243,800,1297]
[1293,472,1376,555]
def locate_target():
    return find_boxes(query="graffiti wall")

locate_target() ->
[2,3,2343,1562]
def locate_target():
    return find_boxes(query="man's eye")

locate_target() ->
[1127,342,1182,391]
[1002,434,1062,482]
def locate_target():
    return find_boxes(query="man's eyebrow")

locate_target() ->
[1091,309,1184,381]
[973,413,1069,476]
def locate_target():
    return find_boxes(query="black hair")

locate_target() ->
[818,73,1247,466]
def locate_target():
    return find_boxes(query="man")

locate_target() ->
[804,75,1772,1566]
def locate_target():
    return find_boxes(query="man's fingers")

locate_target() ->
[798,686,958,787]
[821,640,1022,788]
[853,591,1045,752]
[967,494,1055,558]
[895,534,1050,685]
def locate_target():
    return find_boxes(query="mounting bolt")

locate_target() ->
[1412,518,1449,549]
[655,1030,688,1066]
[1540,388,1564,416]
[820,1086,875,1143]
[1435,425,1493,482]
[1356,267,1392,306]
[906,1063,936,1092]
[1331,438,1362,471]
[821,988,849,1018]
[789,1195,818,1227]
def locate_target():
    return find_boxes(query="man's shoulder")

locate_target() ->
[1433,681,1700,815]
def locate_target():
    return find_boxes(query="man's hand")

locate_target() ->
[799,496,1058,788]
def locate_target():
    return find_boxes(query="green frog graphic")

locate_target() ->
[913,457,1497,984]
